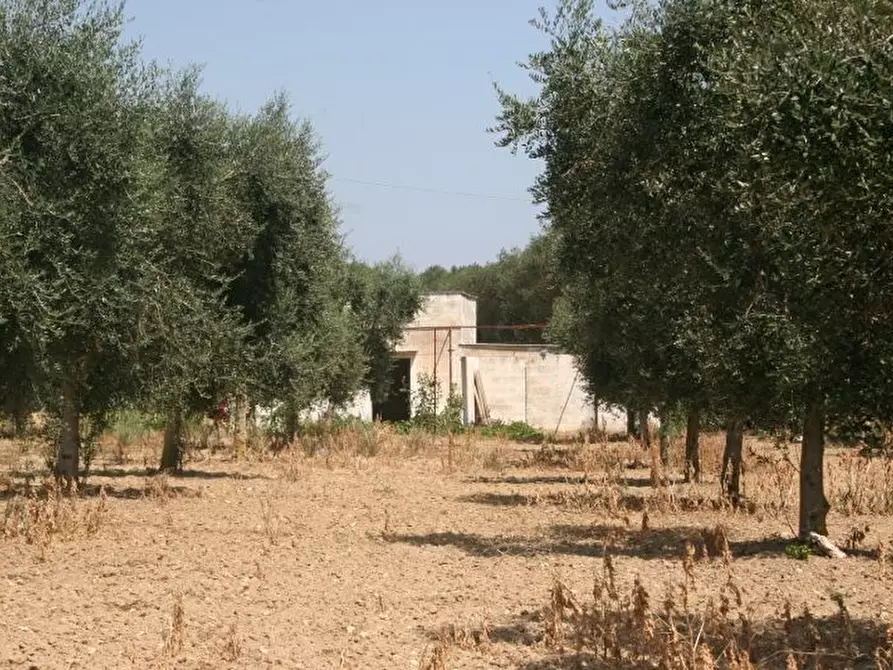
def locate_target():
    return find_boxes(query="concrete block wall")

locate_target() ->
[280,292,631,435]
[460,344,595,432]
[460,344,629,435]
[394,292,476,414]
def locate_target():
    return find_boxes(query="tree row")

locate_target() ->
[494,0,893,541]
[0,0,421,480]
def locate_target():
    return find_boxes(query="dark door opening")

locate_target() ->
[373,357,412,422]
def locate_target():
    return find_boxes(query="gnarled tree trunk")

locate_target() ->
[233,393,248,460]
[721,421,743,505]
[626,409,636,437]
[684,409,701,483]
[54,385,80,489]
[160,410,184,471]
[658,407,670,467]
[284,404,299,446]
[799,404,830,538]
[638,409,651,449]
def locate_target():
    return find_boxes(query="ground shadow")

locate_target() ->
[387,523,870,562]
[467,475,590,486]
[80,482,201,500]
[465,474,670,488]
[4,466,268,482]
[1,481,199,501]
[423,605,891,669]
[457,490,652,512]
[387,525,682,560]
[458,489,753,514]
[89,467,270,481]
[424,610,542,648]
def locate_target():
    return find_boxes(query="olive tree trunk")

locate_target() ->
[233,393,248,460]
[283,404,299,445]
[626,409,636,437]
[638,409,651,448]
[799,404,830,538]
[54,385,80,488]
[684,409,701,483]
[160,410,184,471]
[721,421,743,504]
[658,407,670,467]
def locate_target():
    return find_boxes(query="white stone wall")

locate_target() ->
[393,292,476,413]
[460,344,628,435]
[277,292,630,436]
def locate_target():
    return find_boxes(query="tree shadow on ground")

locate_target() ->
[458,490,739,514]
[80,482,202,500]
[386,523,848,561]
[465,474,667,487]
[5,466,269,482]
[88,467,270,481]
[0,481,200,501]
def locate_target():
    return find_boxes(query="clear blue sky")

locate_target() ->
[120,1,611,271]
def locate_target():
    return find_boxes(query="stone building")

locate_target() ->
[333,292,627,435]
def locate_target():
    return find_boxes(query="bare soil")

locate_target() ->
[1,433,892,669]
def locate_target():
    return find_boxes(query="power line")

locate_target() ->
[330,176,531,202]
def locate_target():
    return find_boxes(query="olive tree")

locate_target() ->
[0,0,162,484]
[225,95,367,454]
[706,0,893,537]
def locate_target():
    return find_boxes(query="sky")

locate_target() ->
[119,1,612,271]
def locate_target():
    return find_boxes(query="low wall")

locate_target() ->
[462,345,608,433]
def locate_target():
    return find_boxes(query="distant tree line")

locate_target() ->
[493,0,893,544]
[0,0,421,479]
[419,233,559,344]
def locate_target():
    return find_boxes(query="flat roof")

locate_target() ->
[459,343,561,351]
[422,290,478,301]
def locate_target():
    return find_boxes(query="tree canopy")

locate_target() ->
[419,233,558,344]
[0,0,421,475]
[494,0,893,539]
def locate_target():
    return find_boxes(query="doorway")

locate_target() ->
[373,357,412,422]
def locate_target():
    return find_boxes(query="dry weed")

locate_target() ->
[161,597,185,661]
[435,620,491,650]
[535,546,883,668]
[877,626,893,669]
[700,524,731,561]
[830,451,893,515]
[144,473,172,503]
[418,640,450,670]
[277,448,307,482]
[481,445,507,471]
[2,480,108,558]
[843,523,870,550]
[259,497,279,544]
[221,623,242,662]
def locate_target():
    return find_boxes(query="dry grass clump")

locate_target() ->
[434,620,491,649]
[419,620,491,670]
[2,479,108,558]
[273,423,517,476]
[418,640,450,670]
[144,473,172,501]
[829,451,893,515]
[155,596,185,668]
[742,443,893,518]
[295,422,431,461]
[220,622,242,662]
[537,548,889,669]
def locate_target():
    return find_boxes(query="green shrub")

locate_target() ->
[479,420,544,443]
[784,542,811,560]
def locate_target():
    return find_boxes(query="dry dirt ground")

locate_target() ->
[2,431,893,669]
